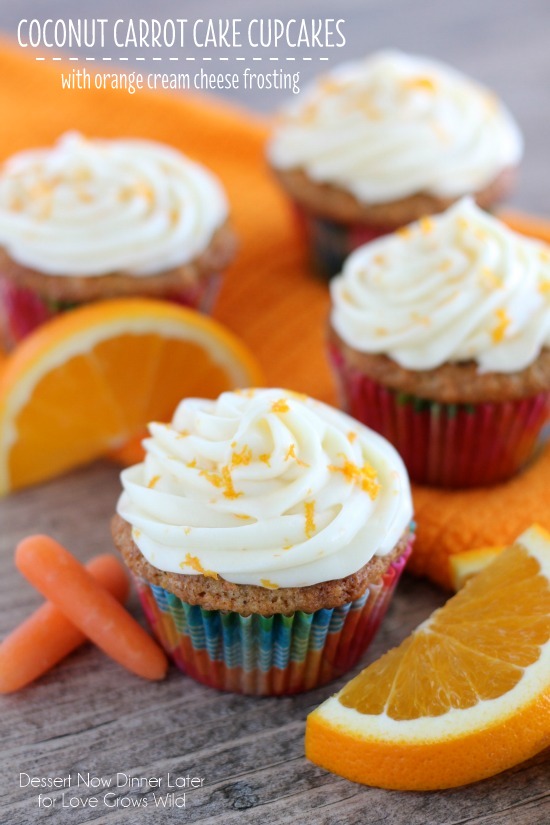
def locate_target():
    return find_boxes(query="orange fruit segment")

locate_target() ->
[0,298,264,494]
[306,524,550,790]
[449,545,505,590]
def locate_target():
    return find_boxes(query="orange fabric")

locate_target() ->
[1,41,548,589]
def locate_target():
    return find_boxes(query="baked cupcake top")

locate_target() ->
[331,198,550,373]
[0,132,228,277]
[117,388,412,589]
[268,50,522,204]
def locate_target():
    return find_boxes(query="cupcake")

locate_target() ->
[0,132,236,349]
[329,198,550,489]
[112,388,413,695]
[268,50,523,278]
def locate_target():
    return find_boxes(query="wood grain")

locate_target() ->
[1,0,550,822]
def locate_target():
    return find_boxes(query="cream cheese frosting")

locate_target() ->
[0,132,228,277]
[117,389,412,588]
[269,50,523,204]
[331,198,550,373]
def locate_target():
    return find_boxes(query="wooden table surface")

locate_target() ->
[1,1,549,823]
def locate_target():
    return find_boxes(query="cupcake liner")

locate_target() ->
[330,346,550,488]
[0,271,221,350]
[294,205,392,280]
[132,541,412,696]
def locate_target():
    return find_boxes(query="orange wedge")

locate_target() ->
[450,545,505,590]
[0,298,264,495]
[306,524,550,790]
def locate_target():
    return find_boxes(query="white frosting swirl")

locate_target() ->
[117,389,412,588]
[0,132,228,276]
[269,50,523,203]
[331,198,550,372]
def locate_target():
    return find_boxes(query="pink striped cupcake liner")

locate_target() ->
[330,344,550,488]
[0,271,221,350]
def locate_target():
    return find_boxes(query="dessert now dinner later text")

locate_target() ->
[20,771,205,810]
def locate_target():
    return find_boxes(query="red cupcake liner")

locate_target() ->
[132,539,412,696]
[293,204,393,280]
[330,344,550,488]
[0,271,222,351]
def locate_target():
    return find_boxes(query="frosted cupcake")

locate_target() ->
[268,50,523,278]
[329,198,550,488]
[112,388,413,695]
[0,132,236,349]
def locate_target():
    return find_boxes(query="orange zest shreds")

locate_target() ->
[539,280,550,296]
[147,475,161,489]
[271,399,290,414]
[404,76,437,93]
[419,216,434,234]
[199,465,243,500]
[186,459,197,469]
[411,312,431,327]
[260,578,279,589]
[329,457,381,500]
[480,267,504,290]
[492,308,511,343]
[184,527,192,535]
[259,453,271,466]
[182,553,218,580]
[305,501,316,538]
[347,431,357,443]
[176,430,190,439]
[397,226,411,239]
[231,445,252,467]
[283,542,294,550]
[234,513,252,520]
[133,528,141,539]
[284,443,309,467]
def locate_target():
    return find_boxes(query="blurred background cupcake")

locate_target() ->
[0,132,236,349]
[329,198,550,489]
[112,387,413,695]
[268,50,523,278]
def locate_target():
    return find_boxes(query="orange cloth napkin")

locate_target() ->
[1,41,548,589]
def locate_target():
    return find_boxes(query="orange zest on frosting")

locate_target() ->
[199,465,243,499]
[305,501,316,538]
[404,75,437,93]
[419,216,434,234]
[182,553,218,579]
[271,399,290,414]
[347,431,357,443]
[260,578,280,589]
[147,475,161,489]
[259,453,272,467]
[492,308,511,343]
[480,267,504,290]
[234,513,252,520]
[329,457,381,500]
[284,443,309,467]
[231,445,252,467]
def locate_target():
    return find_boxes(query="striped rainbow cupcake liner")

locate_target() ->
[0,271,221,350]
[330,345,550,488]
[133,542,412,696]
[294,205,392,280]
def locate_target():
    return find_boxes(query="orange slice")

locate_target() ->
[449,545,505,590]
[0,298,264,495]
[306,524,550,790]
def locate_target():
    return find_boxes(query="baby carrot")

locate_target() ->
[0,554,129,694]
[15,536,168,681]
